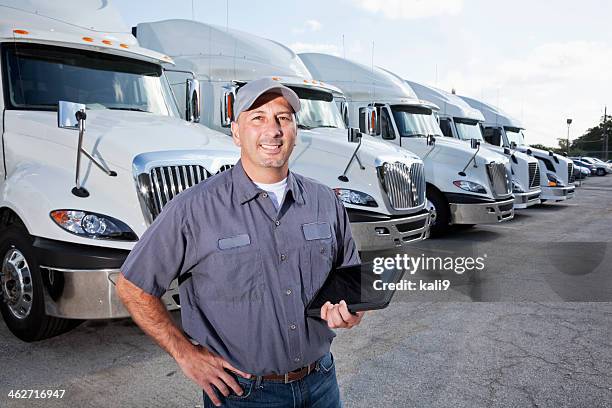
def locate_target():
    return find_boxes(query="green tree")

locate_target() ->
[570,116,612,159]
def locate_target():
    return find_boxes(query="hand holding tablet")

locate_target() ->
[320,300,365,328]
[306,261,405,318]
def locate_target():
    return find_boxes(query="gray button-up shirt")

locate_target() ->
[120,160,360,375]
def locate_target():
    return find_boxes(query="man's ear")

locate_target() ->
[231,121,241,147]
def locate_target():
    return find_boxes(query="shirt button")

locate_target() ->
[290,324,297,330]
[285,289,292,295]
[261,192,268,198]
[280,254,287,261]
[294,357,301,363]
[320,247,326,254]
[274,220,281,226]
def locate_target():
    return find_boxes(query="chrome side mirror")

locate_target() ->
[365,106,378,136]
[58,101,86,129]
[470,139,480,149]
[185,78,201,123]
[221,88,236,127]
[427,134,436,146]
[348,127,362,144]
[58,100,116,198]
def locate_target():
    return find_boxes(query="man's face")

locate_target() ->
[231,93,297,169]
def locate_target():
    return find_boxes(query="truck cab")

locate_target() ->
[460,96,576,202]
[0,2,240,341]
[135,19,432,251]
[407,81,542,209]
[299,53,515,236]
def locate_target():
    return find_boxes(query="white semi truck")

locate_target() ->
[135,20,432,250]
[299,53,515,236]
[407,81,542,209]
[0,2,241,341]
[460,96,576,202]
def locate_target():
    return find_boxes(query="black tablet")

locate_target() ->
[305,261,405,317]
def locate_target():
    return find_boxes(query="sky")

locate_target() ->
[116,0,612,148]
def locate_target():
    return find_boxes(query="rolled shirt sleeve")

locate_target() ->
[333,194,361,268]
[120,196,192,297]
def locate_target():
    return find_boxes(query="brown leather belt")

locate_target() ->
[261,361,318,383]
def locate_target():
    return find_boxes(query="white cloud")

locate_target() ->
[305,19,322,31]
[438,41,612,147]
[351,0,464,20]
[292,19,322,34]
[289,42,340,56]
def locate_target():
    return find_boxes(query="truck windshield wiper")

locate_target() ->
[313,125,338,129]
[107,107,150,112]
[297,124,314,130]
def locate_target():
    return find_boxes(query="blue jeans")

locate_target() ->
[203,352,342,407]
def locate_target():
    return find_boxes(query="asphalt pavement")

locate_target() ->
[1,176,611,408]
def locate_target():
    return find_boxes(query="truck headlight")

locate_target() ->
[512,179,526,193]
[50,210,138,241]
[333,189,378,207]
[546,172,565,187]
[453,180,487,194]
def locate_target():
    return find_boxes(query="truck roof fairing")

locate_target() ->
[0,2,174,65]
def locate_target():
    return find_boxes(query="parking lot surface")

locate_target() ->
[1,176,611,408]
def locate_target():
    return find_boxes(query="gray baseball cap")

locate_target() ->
[233,78,301,121]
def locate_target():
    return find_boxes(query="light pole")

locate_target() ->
[566,118,572,156]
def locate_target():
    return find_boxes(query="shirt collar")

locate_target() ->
[233,159,305,206]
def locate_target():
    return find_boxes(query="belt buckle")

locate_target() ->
[283,364,311,384]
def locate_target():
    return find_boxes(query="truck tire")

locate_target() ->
[426,186,451,237]
[0,226,82,342]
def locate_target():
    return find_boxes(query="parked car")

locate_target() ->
[578,157,611,176]
[573,164,590,180]
[571,159,595,176]
[587,157,612,171]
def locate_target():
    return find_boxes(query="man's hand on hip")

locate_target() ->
[176,344,252,407]
[320,300,365,329]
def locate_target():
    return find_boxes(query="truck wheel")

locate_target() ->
[0,226,82,342]
[426,186,451,237]
[596,168,606,176]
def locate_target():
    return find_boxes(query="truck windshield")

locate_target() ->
[505,127,526,146]
[454,119,484,141]
[2,43,178,116]
[390,105,442,137]
[290,86,346,130]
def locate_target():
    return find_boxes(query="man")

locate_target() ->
[116,78,364,407]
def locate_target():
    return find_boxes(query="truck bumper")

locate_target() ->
[541,185,575,201]
[449,197,514,224]
[33,237,179,319]
[513,190,541,209]
[349,209,431,252]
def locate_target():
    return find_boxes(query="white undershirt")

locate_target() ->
[254,177,288,210]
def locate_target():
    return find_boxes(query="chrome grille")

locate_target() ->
[377,162,426,210]
[568,162,575,183]
[218,164,234,173]
[150,165,211,215]
[486,162,512,197]
[135,159,236,224]
[528,162,540,189]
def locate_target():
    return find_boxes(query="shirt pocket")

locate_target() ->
[191,247,265,304]
[301,229,336,302]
